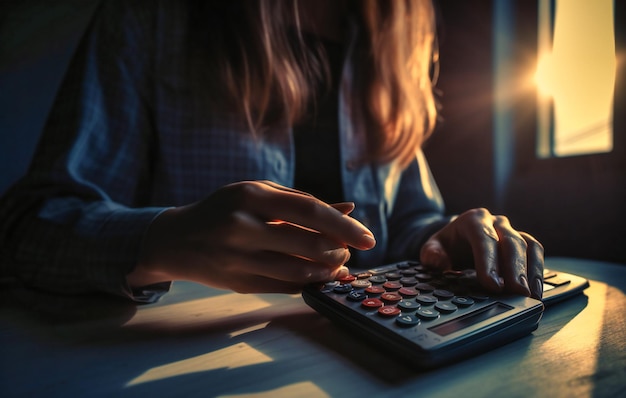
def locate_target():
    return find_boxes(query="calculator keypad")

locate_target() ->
[319,261,489,329]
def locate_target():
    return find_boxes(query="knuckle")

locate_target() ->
[466,207,491,219]
[493,215,510,225]
[297,196,326,218]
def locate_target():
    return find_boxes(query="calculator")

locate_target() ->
[302,260,589,369]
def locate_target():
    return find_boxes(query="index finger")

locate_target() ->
[251,182,376,250]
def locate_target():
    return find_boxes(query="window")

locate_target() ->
[535,0,616,158]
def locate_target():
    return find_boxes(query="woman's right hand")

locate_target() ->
[128,181,376,293]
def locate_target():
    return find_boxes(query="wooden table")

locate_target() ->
[1,257,625,397]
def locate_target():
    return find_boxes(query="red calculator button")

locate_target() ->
[361,298,384,309]
[365,285,385,295]
[381,292,402,303]
[378,306,401,317]
[398,287,419,298]
[337,274,356,284]
[383,281,402,291]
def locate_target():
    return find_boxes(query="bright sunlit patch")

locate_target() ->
[217,381,330,398]
[123,293,272,329]
[229,322,270,338]
[126,343,273,387]
[535,0,616,157]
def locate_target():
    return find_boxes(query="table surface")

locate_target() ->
[1,257,625,398]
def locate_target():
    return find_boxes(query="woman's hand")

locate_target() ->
[419,208,544,299]
[129,181,376,293]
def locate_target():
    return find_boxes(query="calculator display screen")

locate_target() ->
[429,303,513,336]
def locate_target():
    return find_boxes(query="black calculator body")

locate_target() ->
[302,261,589,369]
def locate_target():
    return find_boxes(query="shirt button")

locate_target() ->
[346,160,356,171]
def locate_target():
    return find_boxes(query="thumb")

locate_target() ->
[420,237,452,270]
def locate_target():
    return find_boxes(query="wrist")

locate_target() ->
[128,208,177,288]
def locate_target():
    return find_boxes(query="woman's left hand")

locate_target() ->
[419,208,544,299]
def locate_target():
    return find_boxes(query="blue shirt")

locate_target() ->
[0,0,449,302]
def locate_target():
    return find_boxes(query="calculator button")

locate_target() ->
[381,292,403,303]
[369,264,397,275]
[416,283,435,292]
[333,284,354,294]
[433,289,455,300]
[416,295,438,305]
[361,298,384,309]
[356,272,373,279]
[351,279,372,289]
[385,272,402,280]
[415,273,433,281]
[346,290,368,302]
[544,276,571,287]
[365,285,385,295]
[378,306,401,317]
[398,300,420,311]
[324,281,339,288]
[398,287,419,298]
[383,281,402,291]
[469,293,490,301]
[337,274,356,284]
[396,262,411,269]
[435,302,458,313]
[412,264,427,272]
[396,314,421,327]
[452,296,475,307]
[369,275,387,284]
[416,307,440,320]
[400,269,418,277]
[543,269,557,279]
[400,277,418,286]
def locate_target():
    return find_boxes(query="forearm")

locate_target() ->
[0,190,168,301]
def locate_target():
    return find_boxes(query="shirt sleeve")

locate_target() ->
[0,1,170,302]
[385,150,453,262]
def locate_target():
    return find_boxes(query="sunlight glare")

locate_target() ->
[126,343,273,387]
[535,0,616,157]
[218,381,330,398]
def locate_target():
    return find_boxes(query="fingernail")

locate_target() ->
[334,266,350,280]
[490,270,504,290]
[533,277,543,300]
[519,274,531,295]
[359,234,376,249]
[325,248,351,265]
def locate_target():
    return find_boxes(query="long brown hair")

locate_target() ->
[205,0,438,168]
